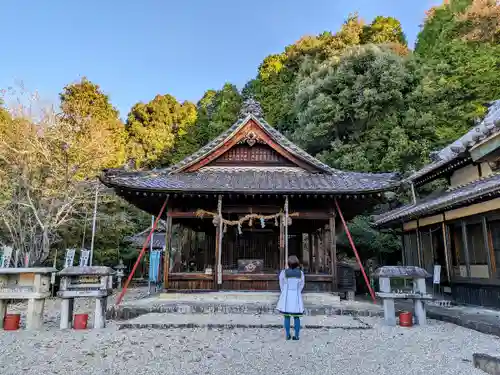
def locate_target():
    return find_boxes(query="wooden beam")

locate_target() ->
[314,233,319,274]
[329,214,337,291]
[163,216,173,289]
[215,195,223,287]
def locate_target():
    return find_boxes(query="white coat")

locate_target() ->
[276,268,305,315]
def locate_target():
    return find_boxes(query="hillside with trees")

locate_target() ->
[0,0,499,267]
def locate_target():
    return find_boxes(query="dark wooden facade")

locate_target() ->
[102,99,398,292]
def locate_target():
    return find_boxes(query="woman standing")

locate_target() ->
[276,255,305,340]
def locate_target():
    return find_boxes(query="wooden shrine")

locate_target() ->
[101,99,399,292]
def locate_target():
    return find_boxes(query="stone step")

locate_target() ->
[117,312,374,330]
[107,300,383,321]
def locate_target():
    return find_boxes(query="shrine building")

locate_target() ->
[101,99,399,292]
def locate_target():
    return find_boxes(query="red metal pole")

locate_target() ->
[116,198,168,306]
[334,198,377,304]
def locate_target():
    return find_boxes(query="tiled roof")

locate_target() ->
[374,172,500,226]
[103,166,398,194]
[101,99,400,194]
[408,100,500,183]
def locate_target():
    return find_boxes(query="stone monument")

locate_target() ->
[58,266,114,329]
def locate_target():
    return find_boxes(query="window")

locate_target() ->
[403,230,419,267]
[448,223,465,277]
[488,220,500,278]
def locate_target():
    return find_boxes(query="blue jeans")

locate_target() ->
[284,315,300,338]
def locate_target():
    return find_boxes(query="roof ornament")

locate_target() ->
[238,97,264,119]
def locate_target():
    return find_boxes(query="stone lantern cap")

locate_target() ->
[373,266,431,279]
[114,260,126,270]
[58,266,115,276]
[0,267,57,275]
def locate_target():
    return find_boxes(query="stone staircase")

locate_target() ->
[106,292,383,330]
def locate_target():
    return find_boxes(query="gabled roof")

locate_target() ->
[408,100,500,184]
[374,172,500,227]
[101,99,400,195]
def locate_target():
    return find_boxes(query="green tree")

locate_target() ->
[191,83,242,147]
[59,77,127,170]
[125,94,197,167]
[294,45,431,173]
[361,16,408,46]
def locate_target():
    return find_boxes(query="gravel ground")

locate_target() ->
[1,318,499,375]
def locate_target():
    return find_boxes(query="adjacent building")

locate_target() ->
[375,100,500,308]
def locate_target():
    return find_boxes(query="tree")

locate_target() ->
[60,77,127,170]
[191,84,242,147]
[0,95,117,265]
[456,0,500,43]
[293,45,431,173]
[125,94,197,167]
[415,0,500,148]
[361,16,408,46]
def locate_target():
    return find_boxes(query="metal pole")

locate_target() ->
[148,215,154,295]
[334,198,377,304]
[89,185,99,266]
[116,198,168,306]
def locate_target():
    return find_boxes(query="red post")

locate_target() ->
[115,198,168,306]
[334,198,377,304]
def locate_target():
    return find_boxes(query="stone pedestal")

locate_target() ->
[0,267,56,330]
[57,266,114,330]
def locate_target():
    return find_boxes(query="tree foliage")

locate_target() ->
[294,45,431,173]
[125,94,197,167]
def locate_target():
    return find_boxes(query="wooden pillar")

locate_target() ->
[163,215,173,289]
[279,213,285,269]
[314,232,319,274]
[329,214,337,291]
[308,233,313,272]
[416,220,422,268]
[481,216,494,279]
[442,220,452,282]
[214,195,224,287]
[461,220,471,278]
[284,196,289,268]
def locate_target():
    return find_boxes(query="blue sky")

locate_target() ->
[2,0,441,117]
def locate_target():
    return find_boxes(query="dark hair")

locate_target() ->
[287,255,300,269]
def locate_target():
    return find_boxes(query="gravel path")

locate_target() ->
[1,318,499,375]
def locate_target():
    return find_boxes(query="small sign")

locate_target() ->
[433,265,441,285]
[64,249,76,268]
[79,250,90,267]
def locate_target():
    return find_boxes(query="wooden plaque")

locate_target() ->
[237,259,263,273]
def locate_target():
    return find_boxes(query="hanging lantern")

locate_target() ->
[223,223,227,233]
[274,216,279,226]
[237,223,243,235]
[249,218,253,227]
[260,217,265,228]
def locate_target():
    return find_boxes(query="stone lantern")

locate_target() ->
[114,259,126,289]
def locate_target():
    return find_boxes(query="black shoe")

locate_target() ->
[286,335,291,340]
[292,336,299,340]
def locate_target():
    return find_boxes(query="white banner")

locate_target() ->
[79,250,90,267]
[64,249,76,268]
[433,265,441,285]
